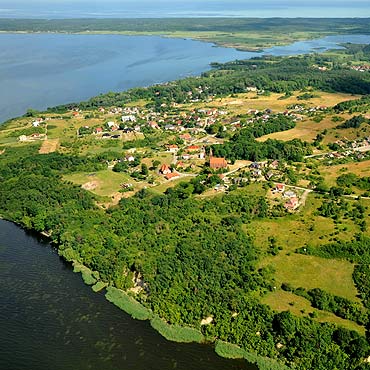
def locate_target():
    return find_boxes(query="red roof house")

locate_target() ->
[160,164,171,175]
[209,157,227,170]
[165,172,180,180]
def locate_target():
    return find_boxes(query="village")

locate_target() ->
[4,88,368,211]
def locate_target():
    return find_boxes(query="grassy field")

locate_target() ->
[39,138,59,154]
[263,253,359,301]
[246,190,370,333]
[198,91,358,116]
[257,116,337,143]
[319,159,370,188]
[262,291,365,335]
[247,193,361,252]
[64,170,135,197]
[151,176,194,194]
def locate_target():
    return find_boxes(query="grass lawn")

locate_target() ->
[319,159,370,188]
[151,176,193,194]
[201,91,358,117]
[262,290,365,335]
[257,116,337,143]
[64,170,134,197]
[263,253,359,301]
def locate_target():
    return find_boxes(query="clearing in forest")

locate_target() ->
[39,139,59,154]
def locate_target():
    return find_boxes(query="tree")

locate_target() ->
[141,163,149,176]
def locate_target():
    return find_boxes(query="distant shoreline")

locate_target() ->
[1,17,369,51]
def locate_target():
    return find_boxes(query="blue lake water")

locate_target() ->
[1,33,370,123]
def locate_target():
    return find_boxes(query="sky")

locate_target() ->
[0,0,369,18]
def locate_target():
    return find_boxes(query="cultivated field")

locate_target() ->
[39,139,59,154]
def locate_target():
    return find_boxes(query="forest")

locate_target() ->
[0,145,369,369]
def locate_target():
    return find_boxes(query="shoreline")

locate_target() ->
[0,29,268,52]
[0,29,361,52]
[0,30,368,125]
[0,216,286,368]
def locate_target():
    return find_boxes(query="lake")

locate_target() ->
[0,34,248,123]
[0,219,256,370]
[1,33,370,123]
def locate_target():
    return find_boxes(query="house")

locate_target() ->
[275,183,285,192]
[30,133,43,140]
[199,151,205,160]
[121,115,136,123]
[265,171,274,180]
[148,121,160,130]
[179,133,192,141]
[32,119,43,127]
[160,164,171,175]
[252,169,262,178]
[182,154,191,160]
[270,160,279,169]
[95,127,103,134]
[107,122,116,128]
[176,161,185,168]
[284,190,297,198]
[126,155,135,162]
[285,197,299,210]
[167,144,179,153]
[209,157,228,170]
[250,162,261,169]
[187,145,200,152]
[165,172,180,180]
[19,135,28,141]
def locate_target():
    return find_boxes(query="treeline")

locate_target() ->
[208,114,311,162]
[242,114,296,139]
[0,152,105,179]
[334,96,370,113]
[212,136,311,162]
[282,284,367,326]
[1,18,369,34]
[337,173,370,191]
[337,115,369,129]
